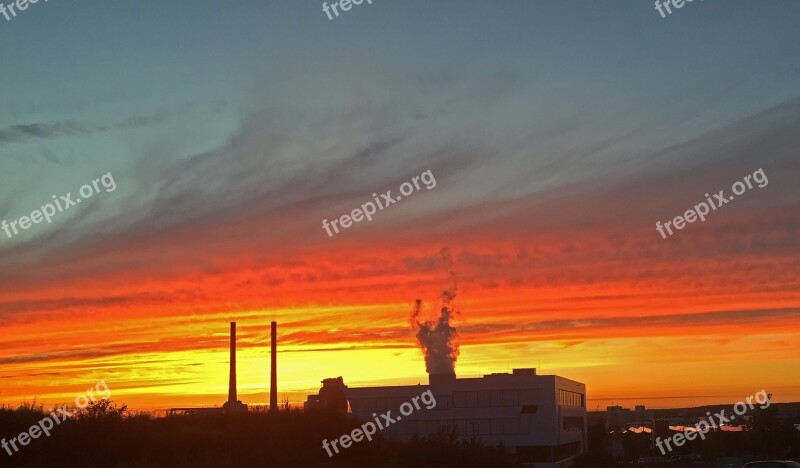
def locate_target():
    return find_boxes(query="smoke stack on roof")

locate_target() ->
[222,322,247,413]
[429,373,457,385]
[270,321,278,412]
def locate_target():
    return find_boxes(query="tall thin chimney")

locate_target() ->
[228,321,237,403]
[222,321,247,413]
[270,321,278,411]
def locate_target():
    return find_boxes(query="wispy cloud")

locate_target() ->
[0,114,165,148]
[0,121,90,145]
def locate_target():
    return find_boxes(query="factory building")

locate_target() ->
[307,369,587,467]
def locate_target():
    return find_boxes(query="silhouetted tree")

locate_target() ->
[77,398,128,420]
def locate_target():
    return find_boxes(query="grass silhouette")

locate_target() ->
[0,401,522,468]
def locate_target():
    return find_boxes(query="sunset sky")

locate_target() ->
[1,1,799,412]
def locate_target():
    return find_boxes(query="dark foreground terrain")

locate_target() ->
[0,401,520,468]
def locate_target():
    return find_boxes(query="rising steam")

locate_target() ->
[410,248,460,375]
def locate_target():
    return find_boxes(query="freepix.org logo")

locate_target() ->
[654,0,703,19]
[1,381,112,457]
[322,0,374,21]
[322,169,436,238]
[655,168,767,240]
[1,0,50,24]
[1,172,117,241]
[322,390,437,457]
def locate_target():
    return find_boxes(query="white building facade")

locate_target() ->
[345,369,587,467]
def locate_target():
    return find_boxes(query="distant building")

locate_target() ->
[606,406,627,430]
[166,407,222,416]
[307,368,587,468]
[606,404,654,430]
[304,377,349,412]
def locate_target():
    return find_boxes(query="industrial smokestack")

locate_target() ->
[228,321,237,403]
[222,321,247,413]
[270,321,278,412]
[429,373,457,386]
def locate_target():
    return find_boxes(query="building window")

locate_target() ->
[434,395,450,410]
[519,389,541,405]
[452,389,546,408]
[504,418,520,434]
[491,419,504,435]
[501,390,519,406]
[558,389,584,408]
[479,419,491,435]
[466,419,480,436]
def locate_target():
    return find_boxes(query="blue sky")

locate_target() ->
[2,1,799,210]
